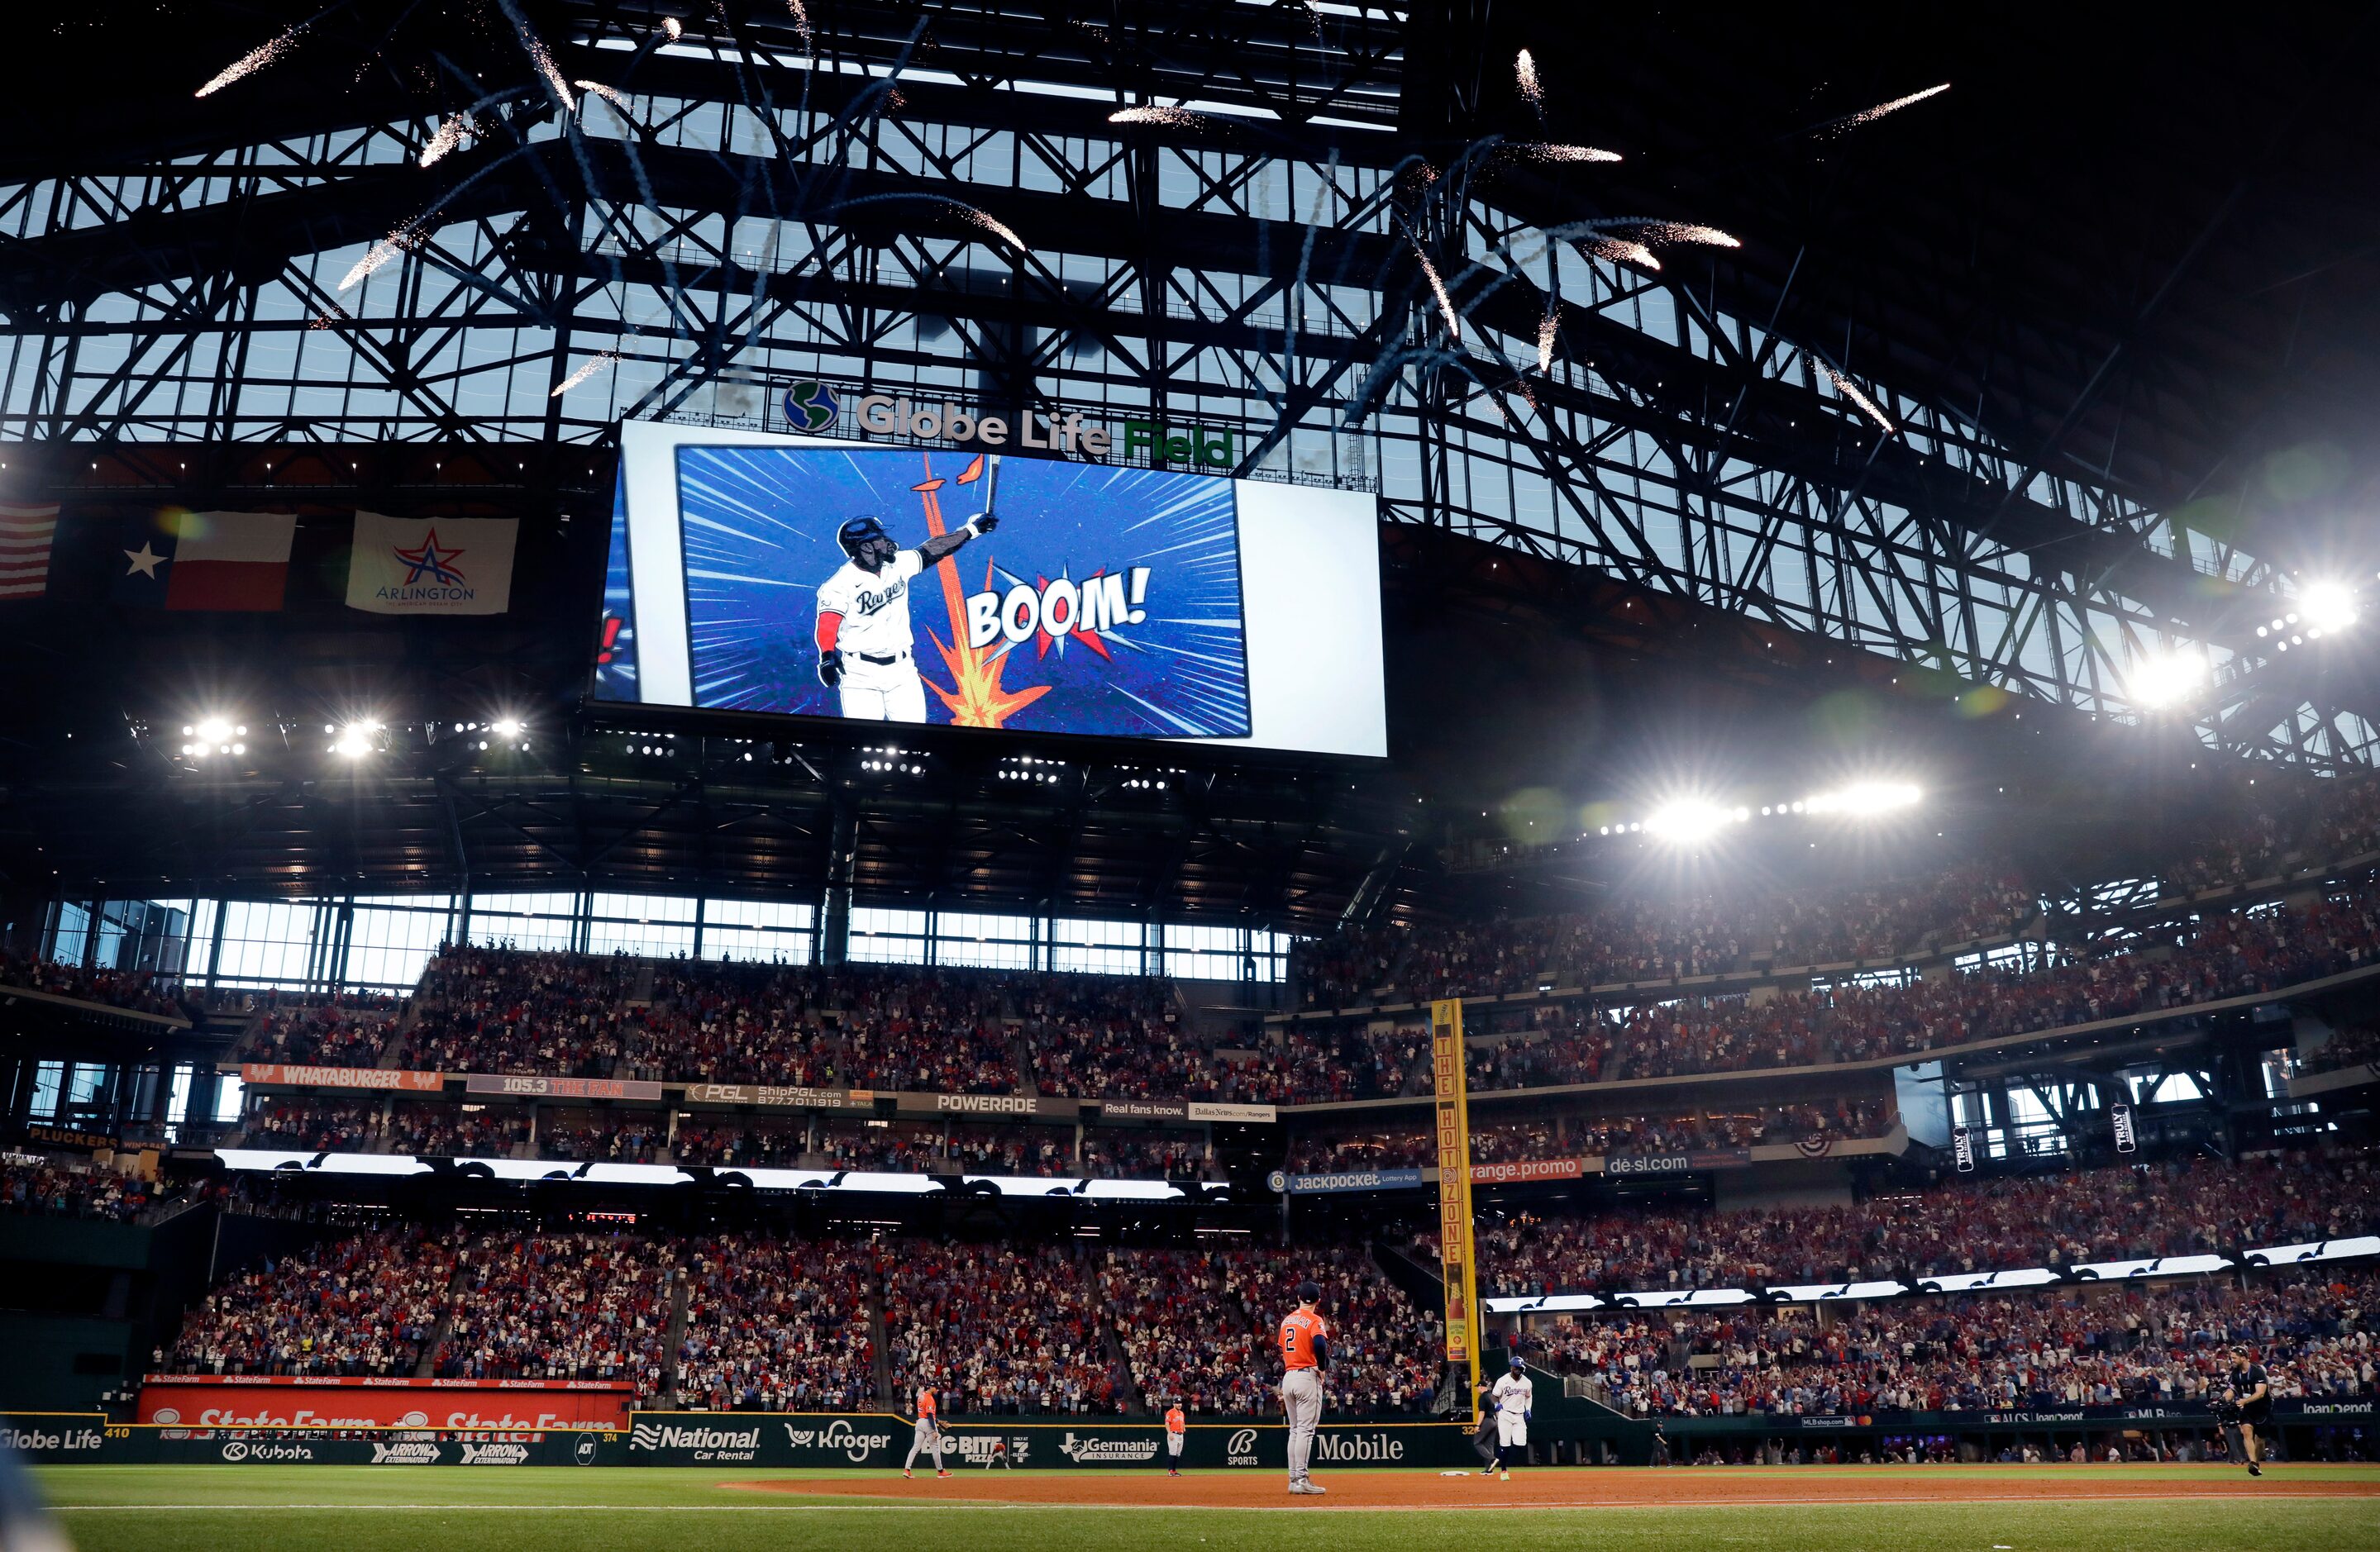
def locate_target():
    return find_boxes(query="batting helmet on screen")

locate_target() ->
[837,516,892,557]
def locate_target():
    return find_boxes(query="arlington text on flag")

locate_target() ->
[346,512,517,615]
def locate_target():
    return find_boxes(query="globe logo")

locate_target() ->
[784,380,838,433]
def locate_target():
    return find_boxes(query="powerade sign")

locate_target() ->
[1285,1167,1425,1195]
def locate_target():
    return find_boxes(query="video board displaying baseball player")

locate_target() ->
[594,420,1386,757]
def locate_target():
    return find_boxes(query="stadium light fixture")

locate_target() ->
[490,716,525,739]
[1803,781,1921,816]
[1643,797,1740,843]
[331,720,382,758]
[2123,650,2206,710]
[2298,580,2359,634]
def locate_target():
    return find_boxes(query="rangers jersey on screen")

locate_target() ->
[817,548,924,657]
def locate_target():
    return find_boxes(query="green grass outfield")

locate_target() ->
[32,1464,2380,1552]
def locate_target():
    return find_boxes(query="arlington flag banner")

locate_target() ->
[346,512,517,615]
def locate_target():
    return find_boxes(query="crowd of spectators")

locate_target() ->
[1286,1099,1896,1174]
[540,1113,668,1163]
[0,948,199,1017]
[164,1226,459,1376]
[437,1231,675,1400]
[410,950,642,1078]
[1,1156,178,1221]
[1468,1145,2377,1297]
[675,1232,875,1411]
[241,1097,384,1152]
[1293,865,2036,1009]
[1554,1266,2377,1418]
[673,1120,808,1169]
[882,1241,1129,1414]
[385,1100,530,1158]
[2305,1025,2380,1077]
[236,1000,403,1069]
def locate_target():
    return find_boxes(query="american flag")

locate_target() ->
[0,502,60,600]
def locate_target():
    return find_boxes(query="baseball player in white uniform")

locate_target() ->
[1486,1352,1532,1481]
[813,480,999,721]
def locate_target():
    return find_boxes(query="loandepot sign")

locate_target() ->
[782,380,1236,469]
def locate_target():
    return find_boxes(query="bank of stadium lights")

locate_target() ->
[2123,650,2206,709]
[1600,782,1919,838]
[179,716,246,759]
[999,754,1064,785]
[327,720,384,758]
[447,717,530,753]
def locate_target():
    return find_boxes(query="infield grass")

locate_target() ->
[36,1464,2380,1552]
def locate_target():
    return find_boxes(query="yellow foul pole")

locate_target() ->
[1429,997,1481,1421]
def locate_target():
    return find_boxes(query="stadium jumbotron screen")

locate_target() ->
[594,419,1387,756]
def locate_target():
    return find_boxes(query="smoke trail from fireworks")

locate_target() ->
[1537,308,1559,374]
[661,17,682,40]
[418,113,478,168]
[1505,141,1622,165]
[1823,365,1896,433]
[1515,49,1543,114]
[1816,83,1949,138]
[497,0,575,111]
[575,79,630,110]
[1410,240,1462,342]
[1109,105,1214,129]
[551,351,621,398]
[196,22,307,96]
[785,0,813,51]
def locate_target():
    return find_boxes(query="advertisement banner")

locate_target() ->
[597,421,1386,758]
[1430,997,1480,1402]
[622,1414,1471,1470]
[0,1415,107,1463]
[893,1092,1081,1120]
[1095,1098,1190,1121]
[680,1083,871,1111]
[137,1377,635,1431]
[1186,1102,1277,1123]
[1470,1157,1585,1184]
[463,1074,665,1102]
[1605,1148,1752,1178]
[241,1064,445,1093]
[1284,1167,1425,1196]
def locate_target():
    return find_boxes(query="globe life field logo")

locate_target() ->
[784,379,839,433]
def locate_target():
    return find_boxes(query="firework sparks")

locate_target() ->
[308,306,352,331]
[1818,82,1950,138]
[575,79,630,110]
[1514,48,1543,113]
[1109,105,1213,129]
[1410,240,1462,342]
[959,206,1029,252]
[1505,141,1622,165]
[1537,308,1559,374]
[196,22,305,97]
[551,351,620,398]
[1630,221,1741,249]
[661,17,682,40]
[338,222,425,292]
[498,0,575,111]
[418,113,478,168]
[1823,365,1896,434]
[1576,235,1660,272]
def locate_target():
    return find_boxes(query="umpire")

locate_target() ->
[1471,1378,1499,1468]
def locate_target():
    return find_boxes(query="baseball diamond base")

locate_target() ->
[734,1465,2380,1510]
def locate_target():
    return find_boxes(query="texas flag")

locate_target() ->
[115,511,296,610]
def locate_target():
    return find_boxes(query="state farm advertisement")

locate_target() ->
[138,1376,633,1431]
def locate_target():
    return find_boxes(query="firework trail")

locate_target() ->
[308,306,352,331]
[575,79,630,110]
[1409,239,1462,342]
[961,207,1029,252]
[661,17,682,40]
[338,219,428,292]
[1576,234,1660,271]
[418,113,478,168]
[1515,48,1543,115]
[1537,308,1559,374]
[1823,365,1896,433]
[497,0,575,111]
[195,21,307,97]
[1629,221,1741,249]
[1109,105,1213,129]
[551,351,621,397]
[1815,83,1949,138]
[785,0,814,50]
[1504,141,1622,165]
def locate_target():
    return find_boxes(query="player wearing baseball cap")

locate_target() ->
[903,1384,949,1478]
[1279,1279,1328,1496]
[1486,1352,1533,1482]
[1164,1398,1186,1476]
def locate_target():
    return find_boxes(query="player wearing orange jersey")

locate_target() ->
[904,1385,949,1478]
[1164,1400,1186,1476]
[1279,1279,1328,1496]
